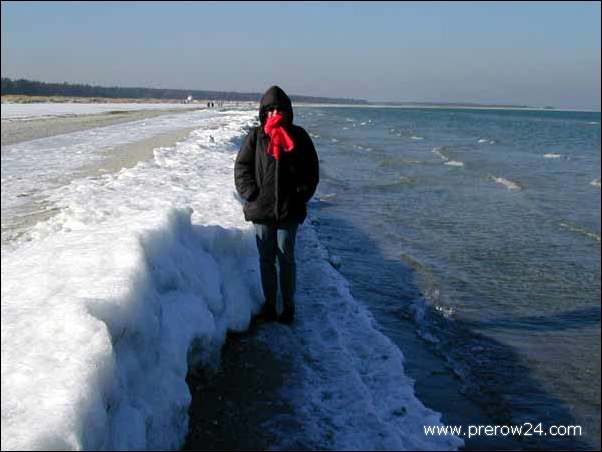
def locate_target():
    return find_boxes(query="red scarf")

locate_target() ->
[264,113,294,160]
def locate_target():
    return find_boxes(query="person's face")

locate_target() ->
[268,108,291,123]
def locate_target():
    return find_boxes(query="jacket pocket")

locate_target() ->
[243,190,273,221]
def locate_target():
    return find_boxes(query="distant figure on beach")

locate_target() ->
[234,86,319,324]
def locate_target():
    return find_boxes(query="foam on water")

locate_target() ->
[559,222,601,242]
[444,160,464,167]
[1,106,460,450]
[543,153,562,159]
[378,158,426,168]
[431,148,445,159]
[432,148,464,167]
[591,179,601,188]
[491,176,522,191]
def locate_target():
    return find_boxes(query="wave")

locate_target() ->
[591,179,601,188]
[491,176,522,191]
[389,128,424,139]
[445,160,465,167]
[317,193,337,202]
[378,158,427,168]
[432,147,464,167]
[431,148,445,159]
[543,153,562,159]
[364,176,417,191]
[559,222,601,242]
[478,138,496,144]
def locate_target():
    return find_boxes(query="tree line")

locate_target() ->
[1,78,368,104]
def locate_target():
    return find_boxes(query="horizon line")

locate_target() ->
[2,76,600,112]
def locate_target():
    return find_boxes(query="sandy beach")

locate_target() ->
[1,106,203,146]
[79,125,200,177]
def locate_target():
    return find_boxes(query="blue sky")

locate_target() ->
[1,1,600,110]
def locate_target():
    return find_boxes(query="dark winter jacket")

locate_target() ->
[234,86,319,224]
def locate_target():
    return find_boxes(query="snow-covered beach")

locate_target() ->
[1,104,461,450]
[0,103,206,145]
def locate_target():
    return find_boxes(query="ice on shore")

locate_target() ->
[1,109,261,450]
[1,103,198,120]
[1,108,223,244]
[1,106,461,450]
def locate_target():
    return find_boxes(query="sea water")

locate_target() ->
[296,106,601,450]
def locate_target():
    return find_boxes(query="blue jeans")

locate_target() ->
[253,222,298,308]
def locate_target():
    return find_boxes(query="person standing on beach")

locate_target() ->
[234,86,319,324]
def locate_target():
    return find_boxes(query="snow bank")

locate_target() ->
[1,103,197,120]
[1,110,262,450]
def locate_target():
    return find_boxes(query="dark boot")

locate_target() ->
[259,301,277,322]
[279,302,295,325]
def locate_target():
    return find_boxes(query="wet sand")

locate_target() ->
[183,321,302,451]
[1,106,202,146]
